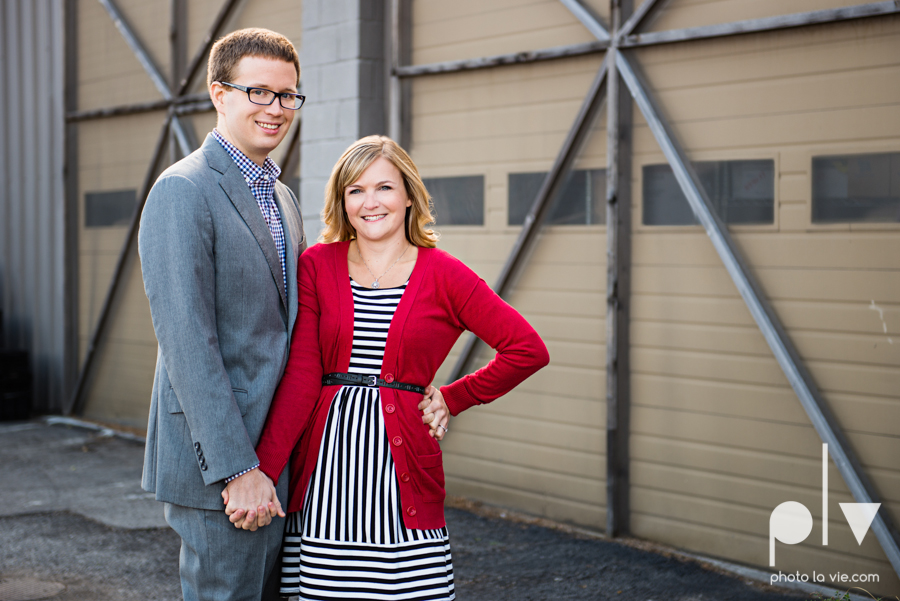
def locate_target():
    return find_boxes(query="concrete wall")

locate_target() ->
[299,0,386,238]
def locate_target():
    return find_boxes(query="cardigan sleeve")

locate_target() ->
[255,248,325,484]
[440,275,550,416]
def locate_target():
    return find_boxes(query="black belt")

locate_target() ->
[322,372,427,395]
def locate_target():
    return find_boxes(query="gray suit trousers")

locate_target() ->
[164,474,288,601]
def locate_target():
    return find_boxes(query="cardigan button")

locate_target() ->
[406,506,417,517]
[384,373,394,383]
[385,404,396,414]
[399,472,410,483]
[392,436,403,447]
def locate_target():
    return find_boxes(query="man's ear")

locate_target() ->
[209,82,227,115]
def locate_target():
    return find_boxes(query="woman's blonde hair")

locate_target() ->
[321,135,438,247]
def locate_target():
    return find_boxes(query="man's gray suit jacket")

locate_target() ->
[139,133,306,510]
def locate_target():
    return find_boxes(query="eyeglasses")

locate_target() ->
[217,82,305,110]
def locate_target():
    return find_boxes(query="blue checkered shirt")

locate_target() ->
[212,129,286,294]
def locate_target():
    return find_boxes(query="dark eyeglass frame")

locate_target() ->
[217,81,305,110]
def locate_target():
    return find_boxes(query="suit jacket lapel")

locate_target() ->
[204,135,288,312]
[273,184,300,324]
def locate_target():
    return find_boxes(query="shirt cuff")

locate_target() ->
[224,463,260,483]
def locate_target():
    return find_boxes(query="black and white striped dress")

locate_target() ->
[280,278,455,600]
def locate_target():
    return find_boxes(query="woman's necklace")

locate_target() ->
[357,242,409,288]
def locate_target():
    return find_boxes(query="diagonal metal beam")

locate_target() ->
[395,40,607,78]
[617,0,664,39]
[66,117,173,416]
[620,1,900,48]
[177,0,242,96]
[98,0,171,100]
[558,0,610,41]
[446,55,610,383]
[97,0,193,156]
[616,49,900,578]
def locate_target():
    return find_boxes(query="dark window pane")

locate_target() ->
[508,172,546,226]
[84,189,137,227]
[422,175,484,225]
[642,160,774,225]
[812,153,900,223]
[642,164,695,225]
[508,169,607,226]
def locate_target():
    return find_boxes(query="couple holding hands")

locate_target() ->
[139,28,548,601]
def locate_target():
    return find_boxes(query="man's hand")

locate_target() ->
[222,469,285,531]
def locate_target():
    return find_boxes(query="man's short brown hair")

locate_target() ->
[207,28,300,89]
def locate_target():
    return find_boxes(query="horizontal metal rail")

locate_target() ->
[616,49,900,578]
[395,40,607,77]
[66,93,212,122]
[446,55,610,383]
[620,1,900,48]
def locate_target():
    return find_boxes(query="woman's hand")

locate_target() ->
[222,469,285,531]
[418,385,450,441]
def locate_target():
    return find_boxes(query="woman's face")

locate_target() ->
[344,157,412,245]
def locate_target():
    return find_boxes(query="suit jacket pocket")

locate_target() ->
[232,388,249,416]
[164,386,183,414]
[164,386,249,416]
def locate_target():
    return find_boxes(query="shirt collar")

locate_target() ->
[212,128,282,184]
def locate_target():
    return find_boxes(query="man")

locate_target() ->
[138,28,306,601]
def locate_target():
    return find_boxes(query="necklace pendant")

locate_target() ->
[372,280,380,288]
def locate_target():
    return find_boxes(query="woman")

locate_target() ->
[253,135,549,600]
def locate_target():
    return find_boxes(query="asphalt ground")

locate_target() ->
[0,420,845,601]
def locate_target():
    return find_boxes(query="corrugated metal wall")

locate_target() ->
[0,0,70,413]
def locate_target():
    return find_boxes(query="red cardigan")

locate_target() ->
[256,241,549,529]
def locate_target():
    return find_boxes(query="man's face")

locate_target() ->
[211,55,298,166]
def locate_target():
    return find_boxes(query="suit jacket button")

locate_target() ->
[196,448,203,456]
[384,373,394,383]
[201,464,208,471]
[194,442,201,450]
[399,472,410,483]
[385,404,395,414]
[406,506,416,517]
[392,436,402,446]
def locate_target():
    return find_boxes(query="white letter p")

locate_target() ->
[769,501,813,567]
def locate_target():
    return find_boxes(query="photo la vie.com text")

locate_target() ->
[768,443,890,592]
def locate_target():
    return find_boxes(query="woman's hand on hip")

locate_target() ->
[418,385,450,441]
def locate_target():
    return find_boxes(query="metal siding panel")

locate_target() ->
[0,0,67,412]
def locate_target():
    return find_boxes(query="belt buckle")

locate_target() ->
[366,375,377,387]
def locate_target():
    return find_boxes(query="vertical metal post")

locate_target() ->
[169,0,187,164]
[63,0,80,401]
[388,0,411,147]
[387,0,400,142]
[605,0,633,539]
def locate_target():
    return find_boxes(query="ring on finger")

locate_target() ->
[438,424,448,433]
